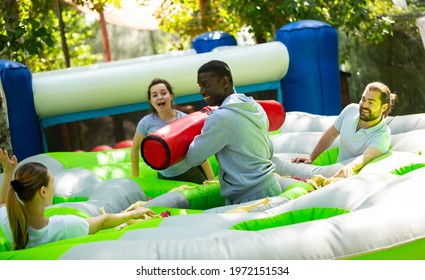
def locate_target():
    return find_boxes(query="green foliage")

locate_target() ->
[72,0,121,12]
[0,0,102,72]
[143,0,401,52]
[0,0,54,62]
[25,7,101,72]
[342,3,425,115]
[140,0,243,50]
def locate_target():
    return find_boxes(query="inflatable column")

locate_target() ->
[0,60,43,160]
[192,31,237,53]
[141,100,285,170]
[275,20,341,115]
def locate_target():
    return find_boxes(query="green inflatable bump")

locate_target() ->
[82,162,156,180]
[207,155,220,178]
[279,181,315,200]
[0,226,12,252]
[345,236,425,260]
[132,177,199,199]
[231,207,350,231]
[47,149,159,180]
[53,196,89,205]
[47,150,219,180]
[46,150,127,169]
[45,207,91,218]
[179,183,225,210]
[312,147,339,166]
[391,163,425,176]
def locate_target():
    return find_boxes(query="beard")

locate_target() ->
[359,107,382,122]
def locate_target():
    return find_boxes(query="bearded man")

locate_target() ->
[291,82,398,178]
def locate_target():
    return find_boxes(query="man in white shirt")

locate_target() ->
[291,81,397,178]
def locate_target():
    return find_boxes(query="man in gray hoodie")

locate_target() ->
[185,60,282,205]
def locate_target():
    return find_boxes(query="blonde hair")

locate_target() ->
[6,162,49,250]
[366,82,397,117]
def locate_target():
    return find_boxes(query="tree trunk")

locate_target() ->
[55,0,71,68]
[149,30,158,54]
[0,0,17,168]
[0,90,13,172]
[99,11,112,62]
[2,0,19,27]
[199,0,211,31]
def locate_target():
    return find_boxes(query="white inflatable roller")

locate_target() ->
[32,42,289,118]
[33,49,197,76]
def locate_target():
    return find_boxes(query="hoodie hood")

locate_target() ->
[220,94,269,131]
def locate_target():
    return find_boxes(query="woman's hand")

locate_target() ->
[131,207,157,220]
[0,149,18,205]
[124,200,148,212]
[0,149,17,174]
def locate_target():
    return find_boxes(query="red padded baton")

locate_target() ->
[256,100,285,131]
[141,100,284,170]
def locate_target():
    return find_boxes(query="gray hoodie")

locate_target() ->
[186,94,281,204]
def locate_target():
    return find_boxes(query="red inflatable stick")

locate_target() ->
[141,106,214,170]
[258,100,285,131]
[141,100,285,170]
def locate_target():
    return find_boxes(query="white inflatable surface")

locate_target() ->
[2,111,425,260]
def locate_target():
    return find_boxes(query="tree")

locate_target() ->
[70,0,122,62]
[0,87,12,167]
[0,0,103,156]
[342,3,425,115]
[0,0,101,71]
[0,0,47,158]
[141,0,243,50]
[0,0,55,64]
[143,0,400,57]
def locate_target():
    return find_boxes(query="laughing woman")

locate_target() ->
[130,78,215,184]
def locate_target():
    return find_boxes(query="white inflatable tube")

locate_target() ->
[33,49,197,76]
[32,42,289,118]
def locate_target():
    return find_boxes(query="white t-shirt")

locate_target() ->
[0,206,89,249]
[334,103,391,162]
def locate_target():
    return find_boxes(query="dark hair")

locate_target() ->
[147,78,175,114]
[198,60,233,84]
[366,82,397,117]
[6,162,49,250]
